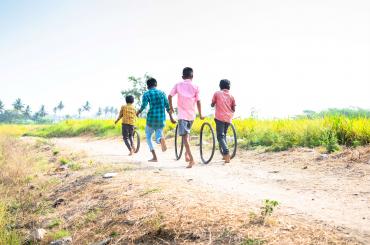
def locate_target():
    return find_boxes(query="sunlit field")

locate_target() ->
[24,116,370,152]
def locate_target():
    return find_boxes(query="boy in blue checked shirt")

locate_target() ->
[136,78,176,162]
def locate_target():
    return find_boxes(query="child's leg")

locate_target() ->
[145,126,157,162]
[122,125,132,153]
[155,128,167,152]
[215,119,229,156]
[128,126,135,151]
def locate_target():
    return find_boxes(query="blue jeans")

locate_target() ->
[145,126,163,151]
[215,118,230,155]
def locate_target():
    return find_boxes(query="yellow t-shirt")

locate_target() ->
[119,104,136,125]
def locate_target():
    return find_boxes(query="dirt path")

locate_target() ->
[51,137,370,243]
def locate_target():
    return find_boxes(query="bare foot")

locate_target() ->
[186,161,195,168]
[185,152,191,162]
[160,138,167,152]
[224,154,231,164]
[128,151,133,156]
[132,147,136,153]
[148,158,158,162]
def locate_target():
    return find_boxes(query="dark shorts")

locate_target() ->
[122,124,134,138]
[178,119,193,136]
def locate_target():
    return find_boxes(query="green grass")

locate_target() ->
[49,229,71,240]
[0,202,21,245]
[24,116,370,152]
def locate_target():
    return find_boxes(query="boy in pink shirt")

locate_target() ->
[211,79,236,163]
[168,67,204,168]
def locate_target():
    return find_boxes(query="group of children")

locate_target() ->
[115,67,236,168]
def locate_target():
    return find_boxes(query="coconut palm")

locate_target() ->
[57,101,64,113]
[0,100,4,114]
[36,105,47,118]
[12,98,24,112]
[23,105,32,119]
[96,107,102,118]
[78,108,82,118]
[104,106,109,118]
[83,101,91,112]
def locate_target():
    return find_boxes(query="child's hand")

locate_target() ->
[170,118,177,124]
[199,115,205,120]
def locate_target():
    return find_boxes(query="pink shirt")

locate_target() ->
[169,79,200,121]
[212,89,235,123]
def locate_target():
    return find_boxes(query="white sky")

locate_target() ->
[0,0,369,118]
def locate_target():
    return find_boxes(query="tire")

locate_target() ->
[200,122,216,164]
[175,124,184,160]
[133,130,140,153]
[219,123,237,159]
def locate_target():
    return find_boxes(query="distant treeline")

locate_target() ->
[0,98,118,124]
[297,108,370,119]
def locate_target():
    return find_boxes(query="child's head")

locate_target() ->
[182,67,193,79]
[219,79,231,90]
[125,95,134,104]
[146,78,157,89]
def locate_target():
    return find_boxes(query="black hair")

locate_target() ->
[182,67,193,79]
[146,78,157,88]
[219,79,231,90]
[125,95,134,104]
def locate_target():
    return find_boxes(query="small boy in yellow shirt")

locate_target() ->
[115,95,136,155]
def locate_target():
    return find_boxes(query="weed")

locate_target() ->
[240,238,265,245]
[84,208,101,223]
[67,162,82,171]
[52,149,60,156]
[140,188,161,197]
[261,199,279,217]
[60,158,68,165]
[47,218,62,229]
[49,229,70,240]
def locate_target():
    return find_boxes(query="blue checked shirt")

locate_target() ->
[139,88,170,129]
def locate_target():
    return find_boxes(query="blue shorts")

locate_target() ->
[178,119,193,136]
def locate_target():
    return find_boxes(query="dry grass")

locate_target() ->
[41,162,360,245]
[0,135,364,244]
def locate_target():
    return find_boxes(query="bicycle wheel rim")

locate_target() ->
[230,124,237,159]
[175,124,184,160]
[133,130,140,153]
[200,122,215,164]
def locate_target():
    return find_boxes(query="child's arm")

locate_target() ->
[164,93,176,124]
[168,95,175,114]
[211,93,216,108]
[136,94,148,117]
[197,100,204,120]
[114,107,123,124]
[231,97,236,112]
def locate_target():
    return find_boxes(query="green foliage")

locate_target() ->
[121,74,150,107]
[0,202,21,245]
[25,114,370,151]
[49,229,70,240]
[260,199,279,217]
[240,238,265,245]
[47,218,62,229]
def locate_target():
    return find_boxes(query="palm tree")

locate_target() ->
[78,108,82,118]
[23,105,32,119]
[104,106,109,118]
[83,101,91,112]
[12,98,24,112]
[53,107,58,115]
[57,101,64,113]
[37,105,47,118]
[0,100,4,114]
[96,107,102,118]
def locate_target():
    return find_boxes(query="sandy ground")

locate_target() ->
[51,137,370,243]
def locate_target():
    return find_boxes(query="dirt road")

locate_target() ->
[52,137,370,243]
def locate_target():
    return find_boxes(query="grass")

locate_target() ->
[49,229,71,240]
[25,116,370,152]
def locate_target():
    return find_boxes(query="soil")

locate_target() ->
[50,137,370,243]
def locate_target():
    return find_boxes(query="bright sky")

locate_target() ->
[0,0,369,118]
